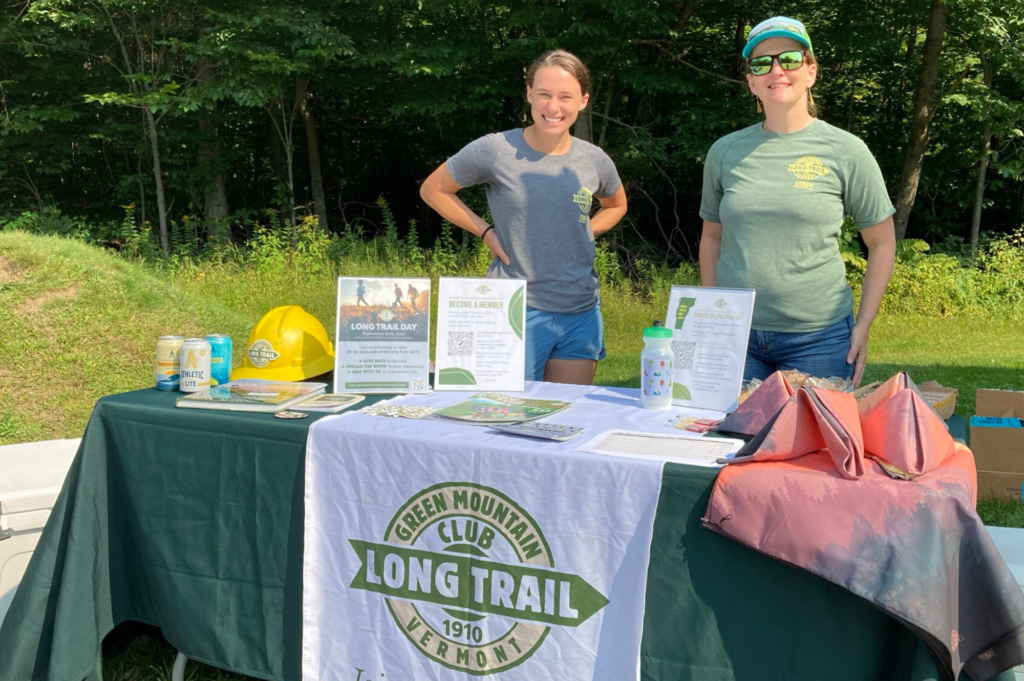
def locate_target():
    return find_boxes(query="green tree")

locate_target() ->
[188,3,352,239]
[27,0,206,254]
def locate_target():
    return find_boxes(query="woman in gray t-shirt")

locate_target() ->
[420,50,628,385]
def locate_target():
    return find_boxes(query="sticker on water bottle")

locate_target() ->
[642,358,672,398]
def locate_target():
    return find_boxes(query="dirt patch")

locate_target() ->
[0,255,23,284]
[18,284,81,315]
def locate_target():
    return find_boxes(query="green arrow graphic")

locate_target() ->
[349,540,608,627]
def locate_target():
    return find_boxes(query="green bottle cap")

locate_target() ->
[643,320,673,339]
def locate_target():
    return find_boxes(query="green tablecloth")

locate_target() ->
[0,391,1008,681]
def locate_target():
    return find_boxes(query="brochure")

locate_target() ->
[334,276,431,394]
[435,277,527,391]
[176,379,327,413]
[431,393,571,424]
[665,286,756,412]
[293,393,365,413]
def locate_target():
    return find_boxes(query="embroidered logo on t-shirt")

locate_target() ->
[787,156,830,190]
[573,187,594,222]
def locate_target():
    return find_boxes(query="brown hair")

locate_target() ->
[747,50,819,117]
[526,50,591,96]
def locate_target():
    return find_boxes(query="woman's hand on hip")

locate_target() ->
[484,229,511,266]
[846,322,870,388]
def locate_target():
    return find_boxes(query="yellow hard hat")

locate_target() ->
[231,305,335,381]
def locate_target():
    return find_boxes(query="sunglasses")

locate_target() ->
[748,50,806,76]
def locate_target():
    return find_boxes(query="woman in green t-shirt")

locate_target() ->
[699,16,896,388]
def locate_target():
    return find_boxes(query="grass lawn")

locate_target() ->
[2,230,1024,680]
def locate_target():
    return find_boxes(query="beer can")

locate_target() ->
[155,336,184,390]
[179,338,212,393]
[206,334,233,386]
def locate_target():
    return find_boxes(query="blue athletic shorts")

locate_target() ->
[524,302,606,381]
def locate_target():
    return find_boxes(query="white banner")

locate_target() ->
[435,277,526,392]
[303,384,663,681]
[334,277,431,393]
[665,286,755,412]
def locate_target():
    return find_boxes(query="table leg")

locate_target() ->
[172,651,188,681]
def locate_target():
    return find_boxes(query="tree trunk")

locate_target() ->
[144,106,170,256]
[574,104,593,142]
[1014,181,1024,233]
[300,80,329,232]
[198,117,230,243]
[597,74,616,148]
[969,55,995,254]
[137,152,146,228]
[969,126,993,253]
[892,0,947,240]
[267,97,297,243]
[268,100,289,187]
[733,16,745,81]
[197,59,230,244]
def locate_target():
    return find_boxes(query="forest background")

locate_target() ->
[1,0,1023,260]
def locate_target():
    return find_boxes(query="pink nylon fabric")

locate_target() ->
[704,374,1024,681]
[859,373,958,481]
[717,371,794,436]
[728,388,865,480]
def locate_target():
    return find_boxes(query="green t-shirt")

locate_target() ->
[700,119,894,332]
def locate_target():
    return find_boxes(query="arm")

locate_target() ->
[590,185,628,237]
[846,216,896,387]
[420,163,510,266]
[699,220,723,286]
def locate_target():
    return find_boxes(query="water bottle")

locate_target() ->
[641,320,673,410]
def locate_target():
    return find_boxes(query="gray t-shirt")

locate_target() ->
[446,129,622,314]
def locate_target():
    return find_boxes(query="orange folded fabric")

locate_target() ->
[705,373,1019,680]
[727,387,865,480]
[717,371,794,437]
[860,385,957,480]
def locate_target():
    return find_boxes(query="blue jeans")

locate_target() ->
[524,303,606,381]
[743,314,854,382]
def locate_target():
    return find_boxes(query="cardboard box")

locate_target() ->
[853,379,958,420]
[973,390,1024,501]
[918,381,958,420]
[977,470,1024,502]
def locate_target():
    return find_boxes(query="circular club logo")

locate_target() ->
[378,308,397,322]
[572,187,593,213]
[787,155,830,181]
[247,339,280,367]
[348,483,607,675]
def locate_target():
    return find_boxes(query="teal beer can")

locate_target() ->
[206,333,233,386]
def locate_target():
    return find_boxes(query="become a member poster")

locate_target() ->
[435,277,526,391]
[665,286,755,412]
[334,276,431,393]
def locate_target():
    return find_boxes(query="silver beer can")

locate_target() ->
[179,338,212,393]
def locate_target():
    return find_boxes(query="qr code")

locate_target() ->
[672,341,696,370]
[447,332,474,357]
[412,379,425,391]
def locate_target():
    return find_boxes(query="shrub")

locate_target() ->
[867,228,1024,318]
[4,204,1023,320]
